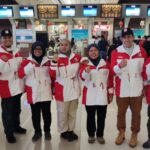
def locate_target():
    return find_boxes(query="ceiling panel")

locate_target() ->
[16,0,119,5]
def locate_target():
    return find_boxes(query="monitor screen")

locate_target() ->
[125,5,140,17]
[148,6,150,16]
[61,5,75,17]
[16,29,33,43]
[83,5,97,17]
[0,6,13,18]
[19,6,34,18]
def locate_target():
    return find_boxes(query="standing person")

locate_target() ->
[111,28,147,147]
[79,44,113,144]
[18,41,52,142]
[0,29,26,143]
[71,38,75,48]
[97,35,109,53]
[50,39,81,142]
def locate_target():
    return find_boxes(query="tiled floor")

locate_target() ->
[0,95,148,150]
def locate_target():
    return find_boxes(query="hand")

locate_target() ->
[81,60,89,65]
[85,66,91,73]
[119,60,127,68]
[53,54,59,62]
[108,94,113,104]
[1,55,9,62]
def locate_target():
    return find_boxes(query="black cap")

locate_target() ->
[121,28,134,37]
[1,29,12,37]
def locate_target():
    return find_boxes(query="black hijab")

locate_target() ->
[87,44,101,67]
[31,41,45,64]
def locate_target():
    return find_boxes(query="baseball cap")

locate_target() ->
[121,28,134,37]
[1,29,12,37]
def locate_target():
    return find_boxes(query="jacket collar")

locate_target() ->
[88,58,106,68]
[0,45,12,54]
[117,43,140,57]
[59,52,75,60]
[28,55,49,66]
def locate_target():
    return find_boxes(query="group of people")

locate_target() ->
[0,27,150,149]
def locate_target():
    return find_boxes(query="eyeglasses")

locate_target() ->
[35,47,42,50]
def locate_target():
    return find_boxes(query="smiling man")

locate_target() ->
[111,28,147,148]
[0,29,26,143]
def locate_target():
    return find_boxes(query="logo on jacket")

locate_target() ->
[74,58,79,62]
[118,56,123,59]
[59,63,65,66]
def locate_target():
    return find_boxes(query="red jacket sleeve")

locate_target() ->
[18,59,30,79]
[110,49,118,75]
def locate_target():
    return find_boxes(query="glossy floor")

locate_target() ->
[0,95,148,150]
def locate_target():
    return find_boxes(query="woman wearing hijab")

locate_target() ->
[79,44,114,144]
[18,41,52,142]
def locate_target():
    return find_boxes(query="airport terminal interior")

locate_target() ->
[0,0,150,150]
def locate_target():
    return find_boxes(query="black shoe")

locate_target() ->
[143,139,150,148]
[6,134,16,143]
[14,126,26,134]
[45,132,51,140]
[67,131,78,142]
[60,131,69,140]
[32,132,42,142]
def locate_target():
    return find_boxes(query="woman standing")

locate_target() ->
[18,41,52,142]
[50,39,81,142]
[79,44,113,144]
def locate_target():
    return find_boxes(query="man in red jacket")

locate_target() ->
[0,29,26,143]
[111,28,147,147]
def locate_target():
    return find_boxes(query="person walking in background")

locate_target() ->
[50,39,81,142]
[0,29,26,143]
[18,41,52,142]
[80,44,113,144]
[111,28,147,148]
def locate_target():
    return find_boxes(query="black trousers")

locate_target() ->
[30,101,51,134]
[1,93,22,136]
[147,105,150,139]
[85,105,107,137]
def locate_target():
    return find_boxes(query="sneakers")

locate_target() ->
[60,131,69,140]
[97,137,105,144]
[6,134,16,143]
[60,131,78,142]
[88,137,95,144]
[115,130,125,145]
[14,126,27,134]
[32,132,42,142]
[45,132,51,140]
[129,133,138,148]
[143,139,150,148]
[67,131,78,142]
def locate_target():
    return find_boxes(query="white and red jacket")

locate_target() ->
[80,58,113,106]
[111,44,147,98]
[143,58,150,104]
[18,56,52,104]
[50,53,81,102]
[0,45,24,98]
